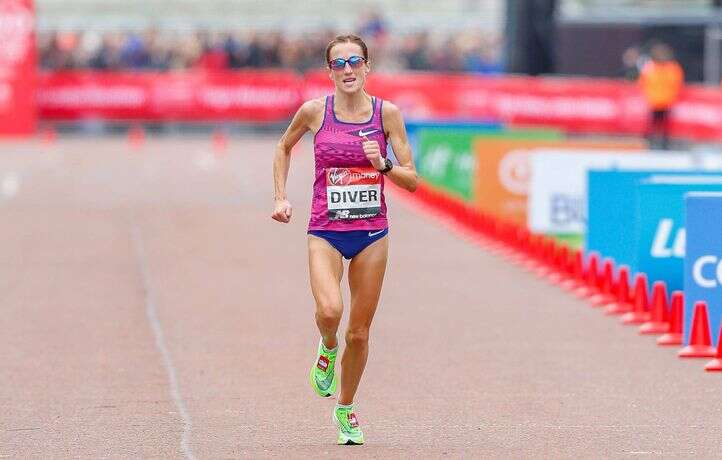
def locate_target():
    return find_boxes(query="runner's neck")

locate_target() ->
[333,92,372,118]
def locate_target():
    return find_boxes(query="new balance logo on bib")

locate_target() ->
[326,167,381,220]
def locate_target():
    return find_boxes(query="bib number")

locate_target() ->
[326,167,381,220]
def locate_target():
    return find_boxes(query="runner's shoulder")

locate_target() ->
[381,100,404,133]
[298,98,326,120]
[381,100,402,119]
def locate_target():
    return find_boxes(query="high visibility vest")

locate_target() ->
[639,61,684,110]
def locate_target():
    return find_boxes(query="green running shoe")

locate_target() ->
[309,338,337,397]
[333,404,364,445]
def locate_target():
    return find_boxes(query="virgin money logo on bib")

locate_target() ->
[328,168,351,186]
[0,0,33,67]
[326,167,381,220]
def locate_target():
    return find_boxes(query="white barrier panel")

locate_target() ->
[528,150,699,235]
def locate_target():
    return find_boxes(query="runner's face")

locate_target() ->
[328,42,369,94]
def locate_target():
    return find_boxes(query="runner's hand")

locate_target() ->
[272,199,292,223]
[362,136,385,170]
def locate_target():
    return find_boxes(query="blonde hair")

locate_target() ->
[325,34,369,65]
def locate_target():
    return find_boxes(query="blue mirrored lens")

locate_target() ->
[329,56,365,69]
[330,59,347,69]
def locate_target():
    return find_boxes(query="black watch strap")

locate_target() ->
[379,158,393,174]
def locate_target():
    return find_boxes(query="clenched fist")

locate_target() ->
[362,136,385,170]
[272,199,292,223]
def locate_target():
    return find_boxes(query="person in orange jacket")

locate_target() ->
[638,42,684,150]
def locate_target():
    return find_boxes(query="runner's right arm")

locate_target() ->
[271,100,318,223]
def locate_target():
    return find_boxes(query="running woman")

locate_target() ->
[271,34,418,445]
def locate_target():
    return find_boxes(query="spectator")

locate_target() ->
[196,32,229,70]
[357,11,387,41]
[638,42,684,150]
[120,33,151,69]
[401,32,429,70]
[36,28,505,75]
[620,45,643,81]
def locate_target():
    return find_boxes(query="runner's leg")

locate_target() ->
[308,235,344,349]
[338,236,388,405]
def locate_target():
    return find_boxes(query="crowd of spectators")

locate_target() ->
[38,26,504,74]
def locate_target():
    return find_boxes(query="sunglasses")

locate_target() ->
[328,55,366,70]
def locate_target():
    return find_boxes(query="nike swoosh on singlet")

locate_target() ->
[368,230,385,237]
[358,129,379,137]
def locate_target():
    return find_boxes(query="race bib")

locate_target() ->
[326,167,381,220]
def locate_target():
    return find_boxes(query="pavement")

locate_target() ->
[0,135,720,459]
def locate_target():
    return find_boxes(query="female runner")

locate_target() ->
[272,34,417,445]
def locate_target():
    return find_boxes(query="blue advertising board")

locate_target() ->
[587,170,659,271]
[635,177,722,294]
[684,192,722,347]
[587,170,722,272]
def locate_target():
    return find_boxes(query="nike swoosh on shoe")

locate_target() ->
[317,371,334,391]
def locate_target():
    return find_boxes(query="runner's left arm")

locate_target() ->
[382,102,418,192]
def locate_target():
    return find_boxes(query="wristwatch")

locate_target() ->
[378,158,393,175]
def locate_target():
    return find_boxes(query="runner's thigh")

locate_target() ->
[308,235,344,310]
[348,236,388,327]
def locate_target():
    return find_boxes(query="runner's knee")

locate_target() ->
[345,328,369,347]
[315,301,342,328]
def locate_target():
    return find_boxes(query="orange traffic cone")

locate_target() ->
[621,273,650,325]
[657,291,684,346]
[639,281,670,335]
[704,324,722,371]
[561,249,584,292]
[547,244,569,285]
[604,265,633,315]
[522,235,542,271]
[575,252,600,298]
[678,301,717,358]
[535,238,554,278]
[590,258,615,307]
[40,124,57,146]
[212,128,228,154]
[128,124,145,150]
[509,229,533,266]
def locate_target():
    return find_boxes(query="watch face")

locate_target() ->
[382,159,392,172]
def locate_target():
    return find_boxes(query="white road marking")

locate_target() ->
[194,151,216,172]
[130,217,195,460]
[2,172,20,198]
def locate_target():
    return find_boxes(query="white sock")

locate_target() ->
[321,339,338,354]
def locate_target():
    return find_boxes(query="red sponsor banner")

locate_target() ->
[0,0,36,136]
[38,70,303,122]
[303,70,722,142]
[36,68,722,142]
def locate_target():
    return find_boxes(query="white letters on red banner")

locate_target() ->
[36,68,722,143]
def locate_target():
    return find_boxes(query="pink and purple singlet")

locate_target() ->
[308,95,388,232]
